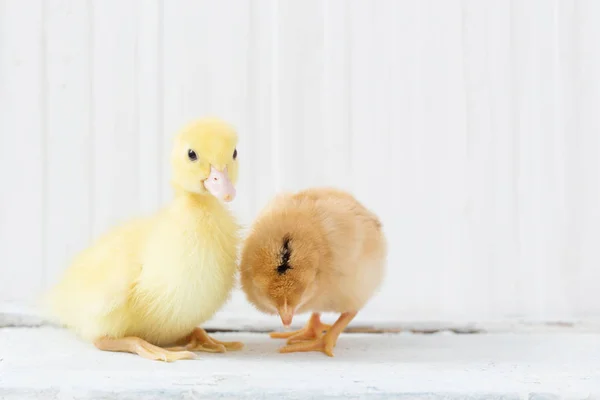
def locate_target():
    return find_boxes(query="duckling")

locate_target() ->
[45,118,243,362]
[240,187,387,356]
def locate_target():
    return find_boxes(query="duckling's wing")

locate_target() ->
[76,253,141,318]
[45,220,146,323]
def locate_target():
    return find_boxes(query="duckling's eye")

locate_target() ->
[187,149,197,161]
[233,148,238,160]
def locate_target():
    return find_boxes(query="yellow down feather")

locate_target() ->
[45,118,240,346]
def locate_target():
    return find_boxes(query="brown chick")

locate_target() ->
[240,187,387,356]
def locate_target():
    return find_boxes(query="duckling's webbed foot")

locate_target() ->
[167,328,243,353]
[94,336,196,362]
[270,312,331,344]
[278,311,357,357]
[208,332,244,351]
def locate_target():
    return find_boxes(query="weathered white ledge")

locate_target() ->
[1,327,599,399]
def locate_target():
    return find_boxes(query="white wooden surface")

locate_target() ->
[1,0,600,324]
[2,327,600,398]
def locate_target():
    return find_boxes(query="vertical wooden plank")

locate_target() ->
[0,0,45,303]
[461,0,495,321]
[348,0,390,210]
[511,0,539,319]
[462,1,530,321]
[385,0,427,321]
[44,0,92,287]
[557,0,579,320]
[423,0,469,322]
[91,0,139,236]
[322,0,352,188]
[573,0,600,317]
[247,0,280,214]
[275,0,325,191]
[137,0,162,215]
[484,1,520,319]
[537,0,570,320]
[512,0,568,320]
[379,0,468,321]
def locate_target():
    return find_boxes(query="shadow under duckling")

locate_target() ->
[45,118,243,362]
[240,187,387,356]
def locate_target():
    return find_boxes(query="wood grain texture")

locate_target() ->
[91,0,139,237]
[0,0,45,302]
[1,0,600,323]
[44,0,93,287]
[137,0,162,215]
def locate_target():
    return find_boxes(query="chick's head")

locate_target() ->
[240,214,327,327]
[171,118,239,202]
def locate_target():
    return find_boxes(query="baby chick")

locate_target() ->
[240,187,387,356]
[45,118,243,362]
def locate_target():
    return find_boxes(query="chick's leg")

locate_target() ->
[278,311,357,357]
[94,337,196,362]
[270,313,332,344]
[166,328,243,353]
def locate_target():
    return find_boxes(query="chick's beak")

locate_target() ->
[203,165,236,202]
[277,303,294,328]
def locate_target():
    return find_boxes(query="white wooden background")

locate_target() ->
[1,0,600,325]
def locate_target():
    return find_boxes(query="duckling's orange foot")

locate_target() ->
[94,337,196,362]
[278,335,337,357]
[270,313,331,344]
[208,334,244,351]
[168,328,243,353]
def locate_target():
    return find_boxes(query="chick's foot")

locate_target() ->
[167,328,243,353]
[270,312,331,344]
[278,311,357,357]
[279,335,336,356]
[94,337,196,362]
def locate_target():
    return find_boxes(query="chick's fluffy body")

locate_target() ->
[46,119,239,346]
[241,188,386,316]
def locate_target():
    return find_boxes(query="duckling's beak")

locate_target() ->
[203,165,236,202]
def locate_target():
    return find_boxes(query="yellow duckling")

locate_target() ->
[45,118,242,362]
